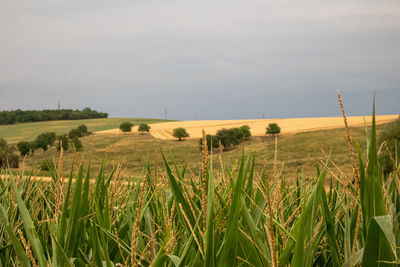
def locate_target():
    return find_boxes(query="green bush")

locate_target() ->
[266,123,281,136]
[138,123,151,133]
[77,125,88,135]
[216,128,240,150]
[35,132,56,151]
[239,125,251,139]
[68,128,83,139]
[120,122,134,133]
[71,138,83,151]
[56,135,69,151]
[173,128,190,141]
[17,141,31,156]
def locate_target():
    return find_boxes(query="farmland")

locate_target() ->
[0,117,170,144]
[12,115,395,180]
[0,111,399,266]
[95,115,397,140]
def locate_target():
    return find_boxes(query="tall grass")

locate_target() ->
[0,105,399,266]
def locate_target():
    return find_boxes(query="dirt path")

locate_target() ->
[94,115,398,140]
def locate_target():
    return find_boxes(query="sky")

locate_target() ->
[0,0,399,120]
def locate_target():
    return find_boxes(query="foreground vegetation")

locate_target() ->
[0,105,399,266]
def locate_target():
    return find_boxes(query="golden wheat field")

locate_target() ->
[95,114,397,139]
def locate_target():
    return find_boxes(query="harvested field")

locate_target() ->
[94,114,398,140]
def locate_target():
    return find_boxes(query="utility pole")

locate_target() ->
[262,113,265,119]
[164,109,168,120]
[195,113,198,120]
[57,100,60,110]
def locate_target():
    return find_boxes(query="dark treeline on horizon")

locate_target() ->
[0,107,108,125]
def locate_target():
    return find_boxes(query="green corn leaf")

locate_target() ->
[8,172,47,267]
[0,203,30,267]
[362,215,396,266]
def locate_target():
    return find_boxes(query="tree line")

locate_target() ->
[0,107,108,125]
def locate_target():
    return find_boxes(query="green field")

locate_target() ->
[0,118,170,144]
[19,123,385,180]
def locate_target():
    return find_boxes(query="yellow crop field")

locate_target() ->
[95,114,398,139]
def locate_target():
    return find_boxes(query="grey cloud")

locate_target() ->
[0,0,399,119]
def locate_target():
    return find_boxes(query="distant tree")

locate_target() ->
[35,136,48,152]
[173,128,190,141]
[199,134,220,152]
[56,135,69,151]
[77,125,88,135]
[69,128,83,139]
[44,132,57,146]
[120,122,134,133]
[216,128,240,150]
[138,123,151,133]
[17,141,31,156]
[266,123,281,137]
[71,138,83,150]
[239,125,251,139]
[34,132,56,152]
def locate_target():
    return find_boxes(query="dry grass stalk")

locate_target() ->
[351,208,361,267]
[110,163,123,219]
[273,136,279,180]
[17,155,28,187]
[55,146,64,218]
[305,219,323,250]
[183,190,200,224]
[272,136,284,223]
[114,226,127,266]
[149,214,156,261]
[154,152,159,189]
[201,130,209,233]
[131,177,147,266]
[178,203,204,257]
[337,90,360,187]
[18,229,37,267]
[264,159,278,267]
[237,256,256,267]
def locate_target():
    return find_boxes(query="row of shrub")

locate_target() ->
[119,122,151,133]
[0,107,108,125]
[197,123,282,151]
[199,125,251,151]
[17,125,88,156]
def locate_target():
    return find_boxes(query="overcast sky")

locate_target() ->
[0,0,399,120]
